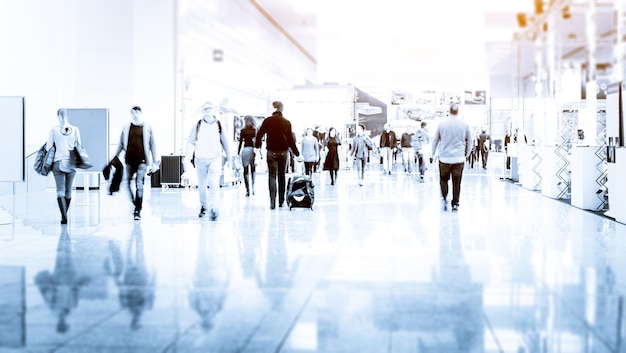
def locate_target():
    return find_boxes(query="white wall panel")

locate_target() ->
[0,0,312,158]
[176,0,317,152]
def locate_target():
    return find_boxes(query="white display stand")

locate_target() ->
[508,143,519,182]
[541,146,563,199]
[75,172,99,206]
[605,148,626,223]
[518,144,541,191]
[571,146,603,211]
[74,172,100,189]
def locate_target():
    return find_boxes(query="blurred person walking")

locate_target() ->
[301,127,320,176]
[431,103,473,212]
[351,124,373,186]
[255,101,300,209]
[238,115,257,197]
[478,127,491,169]
[379,123,397,174]
[400,127,414,173]
[113,106,159,221]
[413,121,431,182]
[186,102,232,220]
[46,109,84,224]
[323,127,342,185]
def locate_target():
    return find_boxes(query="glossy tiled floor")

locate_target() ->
[1,152,625,353]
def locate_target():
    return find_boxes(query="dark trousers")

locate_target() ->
[416,151,426,175]
[480,149,489,168]
[241,147,256,193]
[438,161,464,206]
[267,150,288,206]
[304,162,315,176]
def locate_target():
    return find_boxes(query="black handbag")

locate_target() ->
[72,143,92,169]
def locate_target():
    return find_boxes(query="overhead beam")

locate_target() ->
[250,0,317,65]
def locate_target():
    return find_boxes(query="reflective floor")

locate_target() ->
[1,152,625,353]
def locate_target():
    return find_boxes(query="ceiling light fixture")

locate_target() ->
[517,13,527,28]
[562,6,571,19]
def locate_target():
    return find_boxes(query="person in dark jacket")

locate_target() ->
[478,127,491,169]
[113,106,159,221]
[323,127,342,185]
[379,123,397,174]
[400,127,414,173]
[255,101,300,209]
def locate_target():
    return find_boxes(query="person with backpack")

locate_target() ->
[185,102,232,220]
[113,106,159,221]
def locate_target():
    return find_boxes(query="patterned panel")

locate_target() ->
[595,115,608,211]
[530,144,542,190]
[555,111,578,199]
[554,135,571,199]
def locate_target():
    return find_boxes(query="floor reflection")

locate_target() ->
[0,161,625,352]
[34,224,90,334]
[108,222,156,330]
[189,221,229,331]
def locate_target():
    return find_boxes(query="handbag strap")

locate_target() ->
[73,126,80,147]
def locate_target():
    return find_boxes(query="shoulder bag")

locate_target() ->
[34,143,55,176]
[72,143,92,169]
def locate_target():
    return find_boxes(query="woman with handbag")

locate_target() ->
[46,109,83,224]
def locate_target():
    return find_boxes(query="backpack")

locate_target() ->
[190,119,222,167]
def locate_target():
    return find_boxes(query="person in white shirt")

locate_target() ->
[430,103,474,212]
[185,102,232,220]
[300,128,320,176]
[46,109,83,224]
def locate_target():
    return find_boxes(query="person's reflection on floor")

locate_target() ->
[256,219,299,310]
[105,222,155,330]
[188,222,230,331]
[436,213,483,351]
[34,225,91,333]
[237,207,262,279]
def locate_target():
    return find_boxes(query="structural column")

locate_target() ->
[582,0,597,144]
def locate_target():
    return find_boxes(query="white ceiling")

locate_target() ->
[253,0,616,92]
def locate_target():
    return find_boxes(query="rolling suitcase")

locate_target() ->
[286,175,314,210]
